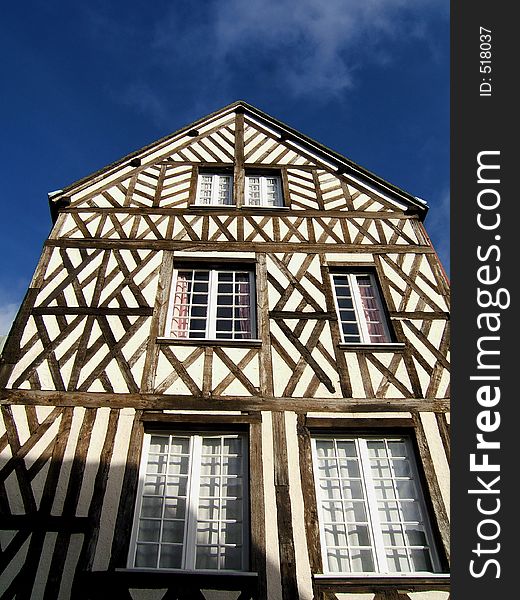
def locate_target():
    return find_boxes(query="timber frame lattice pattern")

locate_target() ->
[0,101,450,600]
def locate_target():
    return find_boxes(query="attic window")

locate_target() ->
[245,172,283,207]
[196,172,234,206]
[331,271,392,344]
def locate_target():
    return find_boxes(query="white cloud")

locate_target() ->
[148,0,448,99]
[118,82,172,127]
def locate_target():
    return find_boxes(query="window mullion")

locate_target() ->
[208,271,218,339]
[260,177,267,206]
[210,174,218,206]
[185,435,202,569]
[358,438,388,573]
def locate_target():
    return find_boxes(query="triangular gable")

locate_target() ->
[50,101,428,217]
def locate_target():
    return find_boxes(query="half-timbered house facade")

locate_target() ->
[0,101,450,600]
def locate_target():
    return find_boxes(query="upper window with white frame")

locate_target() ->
[312,434,441,575]
[196,172,234,206]
[129,432,248,571]
[167,266,256,340]
[245,173,283,207]
[331,272,392,344]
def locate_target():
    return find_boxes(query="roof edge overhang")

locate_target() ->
[49,100,429,219]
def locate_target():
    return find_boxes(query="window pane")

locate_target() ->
[144,475,165,496]
[168,456,189,475]
[378,501,401,523]
[159,544,183,569]
[200,456,221,476]
[347,525,371,546]
[222,477,242,498]
[147,454,168,475]
[386,549,411,572]
[410,549,433,572]
[392,459,412,477]
[198,499,219,521]
[141,496,163,518]
[196,546,219,570]
[317,459,339,478]
[338,459,360,478]
[200,477,220,497]
[221,499,242,521]
[166,476,188,497]
[135,544,158,568]
[162,520,185,543]
[222,521,242,544]
[164,498,186,520]
[382,524,405,547]
[405,526,428,546]
[350,549,375,573]
[343,501,368,523]
[316,440,335,458]
[325,524,347,547]
[327,549,352,573]
[341,480,364,500]
[197,522,219,545]
[149,436,169,454]
[138,519,161,542]
[221,547,242,570]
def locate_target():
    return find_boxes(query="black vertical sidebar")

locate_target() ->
[451,3,516,599]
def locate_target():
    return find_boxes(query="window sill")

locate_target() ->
[156,337,262,348]
[241,205,289,211]
[84,569,259,594]
[339,342,406,352]
[117,568,258,577]
[313,573,450,591]
[188,205,290,212]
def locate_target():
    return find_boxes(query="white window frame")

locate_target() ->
[311,434,442,576]
[331,272,392,344]
[165,267,257,341]
[245,174,284,207]
[128,431,249,572]
[195,173,234,206]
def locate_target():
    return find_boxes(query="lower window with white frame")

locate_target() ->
[311,434,441,575]
[129,431,249,572]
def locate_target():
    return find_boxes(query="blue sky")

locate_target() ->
[0,1,449,335]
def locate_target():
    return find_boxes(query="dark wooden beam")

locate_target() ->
[1,389,451,413]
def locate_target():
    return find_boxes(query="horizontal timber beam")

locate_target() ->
[0,389,450,413]
[61,207,416,220]
[45,239,435,254]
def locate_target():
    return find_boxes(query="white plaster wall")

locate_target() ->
[284,411,314,600]
[420,412,450,520]
[261,411,283,600]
